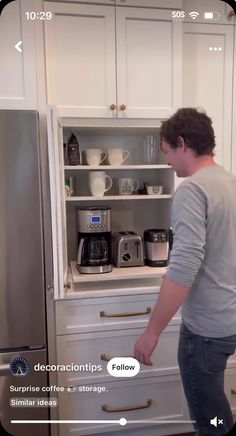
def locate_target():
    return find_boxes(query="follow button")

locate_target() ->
[107,357,140,377]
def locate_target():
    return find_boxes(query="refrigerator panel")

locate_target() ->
[0,110,46,349]
[0,349,49,436]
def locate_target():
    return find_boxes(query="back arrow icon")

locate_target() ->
[14,41,22,53]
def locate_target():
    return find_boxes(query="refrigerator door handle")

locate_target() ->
[0,363,10,376]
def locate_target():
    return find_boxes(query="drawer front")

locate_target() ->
[228,349,236,368]
[225,369,236,414]
[58,375,185,436]
[56,294,181,335]
[56,326,180,385]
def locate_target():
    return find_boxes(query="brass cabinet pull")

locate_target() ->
[100,307,151,318]
[110,104,117,111]
[102,399,152,413]
[101,354,134,362]
[231,389,236,395]
[120,104,127,111]
[64,282,71,289]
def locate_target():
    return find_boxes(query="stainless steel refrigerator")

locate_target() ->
[0,111,50,435]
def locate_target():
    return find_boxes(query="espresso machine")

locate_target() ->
[76,207,112,274]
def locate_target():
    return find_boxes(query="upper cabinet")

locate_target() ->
[0,0,38,110]
[116,7,182,119]
[44,2,183,118]
[183,21,234,171]
[45,3,116,118]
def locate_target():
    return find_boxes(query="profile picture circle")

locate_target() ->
[9,356,29,376]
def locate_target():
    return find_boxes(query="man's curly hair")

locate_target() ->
[160,108,216,156]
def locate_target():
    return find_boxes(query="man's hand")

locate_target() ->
[134,276,190,366]
[134,330,159,366]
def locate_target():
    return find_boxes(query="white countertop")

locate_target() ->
[63,262,166,299]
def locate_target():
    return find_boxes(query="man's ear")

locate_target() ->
[177,136,187,151]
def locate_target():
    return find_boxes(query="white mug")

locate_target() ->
[89,171,112,197]
[107,148,129,165]
[118,178,139,195]
[85,149,107,166]
[147,185,163,195]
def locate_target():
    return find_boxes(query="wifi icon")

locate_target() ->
[189,11,200,20]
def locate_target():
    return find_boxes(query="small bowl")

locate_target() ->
[147,185,163,195]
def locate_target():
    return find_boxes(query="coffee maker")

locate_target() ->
[76,207,112,274]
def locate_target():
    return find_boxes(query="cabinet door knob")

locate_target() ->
[120,104,127,111]
[231,389,236,395]
[110,104,117,111]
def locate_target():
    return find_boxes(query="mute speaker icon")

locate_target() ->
[210,416,224,427]
[210,416,218,427]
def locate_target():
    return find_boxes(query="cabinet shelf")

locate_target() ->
[70,261,166,283]
[64,165,170,170]
[66,194,172,201]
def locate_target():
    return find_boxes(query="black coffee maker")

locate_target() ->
[76,207,112,274]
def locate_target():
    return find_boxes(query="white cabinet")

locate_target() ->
[58,376,187,436]
[44,2,182,118]
[0,0,38,110]
[225,368,236,417]
[45,3,116,118]
[47,107,175,298]
[47,109,187,434]
[183,22,234,171]
[54,291,192,436]
[116,7,182,118]
[56,327,180,384]
[55,293,181,335]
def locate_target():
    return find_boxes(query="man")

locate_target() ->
[134,108,236,436]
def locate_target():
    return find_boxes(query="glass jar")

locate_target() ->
[143,135,157,164]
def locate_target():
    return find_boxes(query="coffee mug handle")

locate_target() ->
[132,179,139,192]
[100,151,107,164]
[121,150,130,163]
[105,175,112,192]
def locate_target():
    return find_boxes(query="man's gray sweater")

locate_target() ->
[166,164,236,337]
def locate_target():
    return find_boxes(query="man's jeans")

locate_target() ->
[178,323,236,436]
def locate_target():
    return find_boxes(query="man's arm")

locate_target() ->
[133,274,190,365]
[134,182,207,365]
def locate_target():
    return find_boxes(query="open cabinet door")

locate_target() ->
[47,105,68,299]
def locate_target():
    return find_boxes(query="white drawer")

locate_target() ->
[58,375,185,436]
[228,349,236,368]
[225,368,236,414]
[55,294,181,335]
[56,326,180,385]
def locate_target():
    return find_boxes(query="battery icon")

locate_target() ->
[204,11,220,20]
